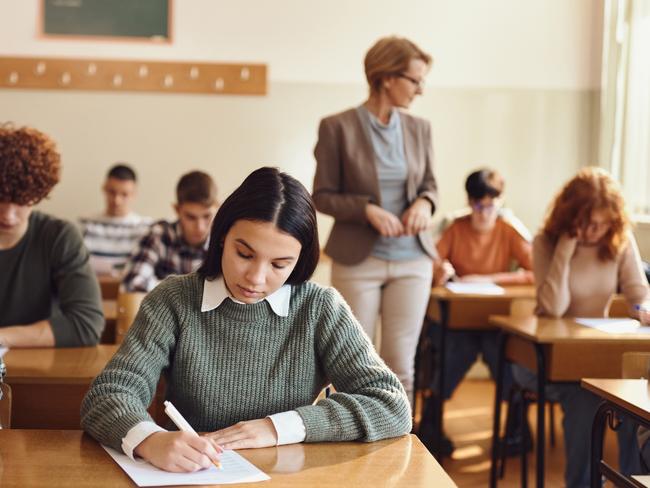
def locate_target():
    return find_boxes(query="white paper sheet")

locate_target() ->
[102,445,270,486]
[575,317,650,334]
[632,475,650,487]
[0,345,7,358]
[444,282,505,295]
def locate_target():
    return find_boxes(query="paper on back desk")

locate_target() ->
[444,282,505,295]
[574,317,650,334]
[102,445,270,486]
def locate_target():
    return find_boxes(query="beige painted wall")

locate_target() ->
[1,0,627,255]
[0,84,594,247]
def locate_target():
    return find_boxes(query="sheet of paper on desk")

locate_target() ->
[575,318,650,334]
[0,344,7,358]
[632,475,650,487]
[445,282,505,295]
[102,445,270,486]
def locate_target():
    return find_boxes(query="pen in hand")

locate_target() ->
[164,400,223,470]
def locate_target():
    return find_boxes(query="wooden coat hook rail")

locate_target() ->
[0,56,267,96]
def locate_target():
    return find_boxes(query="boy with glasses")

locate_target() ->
[428,168,533,456]
[434,168,533,285]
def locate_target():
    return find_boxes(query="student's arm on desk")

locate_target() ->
[432,228,454,285]
[618,236,650,324]
[459,269,534,285]
[0,320,54,347]
[0,222,103,348]
[533,233,575,317]
[293,287,412,443]
[50,221,104,346]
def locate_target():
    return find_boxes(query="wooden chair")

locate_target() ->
[115,291,146,344]
[608,295,630,318]
[622,352,650,379]
[98,276,120,301]
[0,383,12,429]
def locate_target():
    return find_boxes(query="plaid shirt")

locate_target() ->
[122,220,207,292]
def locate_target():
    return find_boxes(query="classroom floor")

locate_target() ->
[434,379,622,487]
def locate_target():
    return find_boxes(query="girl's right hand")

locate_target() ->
[134,431,223,472]
[365,203,404,237]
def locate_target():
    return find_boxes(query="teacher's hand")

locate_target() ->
[401,198,432,236]
[365,203,405,237]
[134,431,222,473]
[205,418,278,450]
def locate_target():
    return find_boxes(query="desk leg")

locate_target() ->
[432,300,450,461]
[489,331,508,488]
[534,344,546,488]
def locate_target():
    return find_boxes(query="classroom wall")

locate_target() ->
[0,0,607,251]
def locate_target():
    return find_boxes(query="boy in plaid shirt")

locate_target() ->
[122,171,218,292]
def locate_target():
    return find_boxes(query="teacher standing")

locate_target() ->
[312,36,437,403]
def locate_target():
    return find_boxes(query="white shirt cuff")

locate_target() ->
[267,410,306,445]
[121,421,167,460]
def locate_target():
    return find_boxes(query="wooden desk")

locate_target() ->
[0,431,456,487]
[488,316,650,488]
[582,378,650,488]
[419,285,535,459]
[427,285,535,329]
[3,346,118,429]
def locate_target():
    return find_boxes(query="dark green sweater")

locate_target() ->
[0,211,104,346]
[81,273,411,451]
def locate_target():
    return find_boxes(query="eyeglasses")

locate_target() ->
[398,73,424,90]
[470,200,501,213]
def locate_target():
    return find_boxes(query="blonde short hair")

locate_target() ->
[364,36,432,94]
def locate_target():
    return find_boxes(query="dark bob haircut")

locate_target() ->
[465,168,504,200]
[198,167,320,285]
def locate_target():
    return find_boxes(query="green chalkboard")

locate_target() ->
[42,0,171,40]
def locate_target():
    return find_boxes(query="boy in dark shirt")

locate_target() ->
[0,124,104,347]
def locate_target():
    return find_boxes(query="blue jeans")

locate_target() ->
[513,365,641,488]
[431,325,513,400]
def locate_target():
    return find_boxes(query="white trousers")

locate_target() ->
[331,255,433,403]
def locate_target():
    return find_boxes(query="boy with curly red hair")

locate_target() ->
[0,124,104,347]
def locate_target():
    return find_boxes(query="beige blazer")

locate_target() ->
[313,107,438,265]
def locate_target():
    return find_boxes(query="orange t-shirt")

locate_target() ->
[436,216,532,277]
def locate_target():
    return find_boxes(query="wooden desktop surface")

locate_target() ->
[0,431,456,488]
[3,346,119,428]
[490,315,650,381]
[582,378,650,422]
[427,285,535,329]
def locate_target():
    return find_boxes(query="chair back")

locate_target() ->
[0,383,12,429]
[115,291,146,343]
[608,295,629,318]
[509,298,536,317]
[622,352,650,379]
[98,276,120,301]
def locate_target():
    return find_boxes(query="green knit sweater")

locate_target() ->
[81,273,411,451]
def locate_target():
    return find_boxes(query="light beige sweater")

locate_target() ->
[533,232,649,318]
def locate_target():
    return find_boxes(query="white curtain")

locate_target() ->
[599,0,650,215]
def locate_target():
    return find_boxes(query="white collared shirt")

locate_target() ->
[121,276,306,459]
